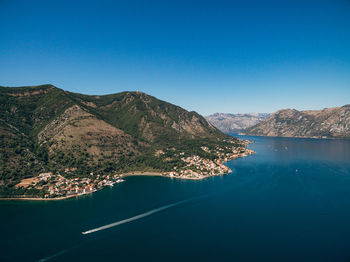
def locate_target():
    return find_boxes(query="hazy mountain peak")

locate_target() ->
[206,112,270,133]
[245,105,350,138]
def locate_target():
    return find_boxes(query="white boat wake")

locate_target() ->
[39,192,219,261]
[82,199,188,235]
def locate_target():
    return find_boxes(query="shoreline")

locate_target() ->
[0,149,255,201]
[119,171,210,180]
[119,171,165,178]
[0,172,211,201]
[0,194,81,201]
[238,134,349,140]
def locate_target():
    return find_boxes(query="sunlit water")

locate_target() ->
[1,135,350,262]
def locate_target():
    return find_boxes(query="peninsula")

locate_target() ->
[0,85,254,200]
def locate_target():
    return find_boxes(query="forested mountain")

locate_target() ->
[0,85,244,196]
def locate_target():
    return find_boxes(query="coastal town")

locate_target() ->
[13,142,254,199]
[166,147,255,179]
[15,171,126,199]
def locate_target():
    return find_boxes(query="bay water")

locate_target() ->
[1,135,350,261]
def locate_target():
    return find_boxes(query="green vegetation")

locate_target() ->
[0,85,244,197]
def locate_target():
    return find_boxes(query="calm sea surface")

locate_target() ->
[1,135,350,262]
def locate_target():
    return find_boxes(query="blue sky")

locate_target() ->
[1,0,349,115]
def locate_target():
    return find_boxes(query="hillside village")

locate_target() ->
[168,146,254,179]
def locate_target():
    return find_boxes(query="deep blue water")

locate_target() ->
[1,135,350,262]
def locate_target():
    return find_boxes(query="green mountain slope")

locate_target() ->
[0,85,245,197]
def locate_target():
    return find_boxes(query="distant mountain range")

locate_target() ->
[205,113,270,133]
[245,105,350,139]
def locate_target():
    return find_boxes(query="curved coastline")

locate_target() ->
[0,171,214,201]
[0,147,255,201]
[0,172,163,201]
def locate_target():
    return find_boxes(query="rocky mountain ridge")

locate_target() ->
[245,105,350,138]
[206,113,270,133]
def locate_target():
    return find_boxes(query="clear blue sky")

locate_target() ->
[1,0,349,115]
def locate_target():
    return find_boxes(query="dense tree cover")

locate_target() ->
[0,132,46,183]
